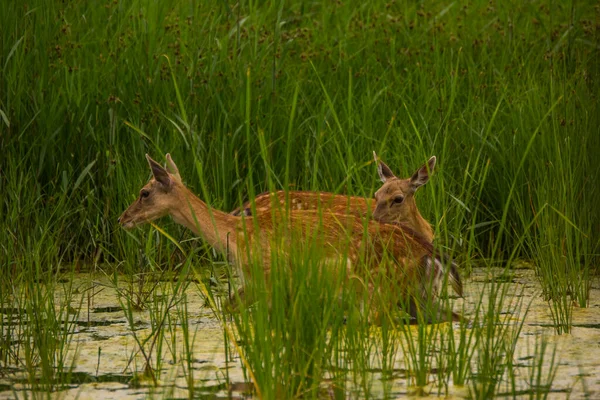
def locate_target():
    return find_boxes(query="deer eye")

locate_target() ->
[392,196,404,205]
[140,190,150,199]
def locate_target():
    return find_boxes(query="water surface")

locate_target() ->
[1,268,598,399]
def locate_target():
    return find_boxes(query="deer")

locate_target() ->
[118,154,462,322]
[230,152,436,243]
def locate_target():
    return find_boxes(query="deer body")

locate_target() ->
[119,154,461,321]
[230,153,436,242]
[231,190,371,218]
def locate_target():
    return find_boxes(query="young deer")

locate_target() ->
[230,152,436,242]
[118,154,461,322]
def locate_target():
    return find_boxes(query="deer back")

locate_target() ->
[231,190,373,218]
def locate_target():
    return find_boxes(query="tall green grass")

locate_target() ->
[2,0,597,268]
[0,0,597,396]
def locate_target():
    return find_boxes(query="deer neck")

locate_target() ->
[403,200,434,242]
[170,186,240,256]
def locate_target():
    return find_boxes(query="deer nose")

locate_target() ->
[117,216,121,223]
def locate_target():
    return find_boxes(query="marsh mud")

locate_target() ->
[0,268,598,399]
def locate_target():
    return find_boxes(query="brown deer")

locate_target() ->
[118,154,461,322]
[230,152,435,242]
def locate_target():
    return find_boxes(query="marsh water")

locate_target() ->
[1,267,599,399]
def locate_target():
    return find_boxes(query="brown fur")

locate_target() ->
[118,154,461,322]
[230,191,371,218]
[230,154,435,242]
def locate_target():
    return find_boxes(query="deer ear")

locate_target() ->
[165,153,182,182]
[373,151,396,183]
[410,156,436,191]
[146,154,171,188]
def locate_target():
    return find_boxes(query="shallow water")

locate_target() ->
[1,267,598,399]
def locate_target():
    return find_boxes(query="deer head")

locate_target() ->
[118,154,184,229]
[372,151,436,225]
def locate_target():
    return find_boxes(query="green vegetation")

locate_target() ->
[0,0,597,398]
